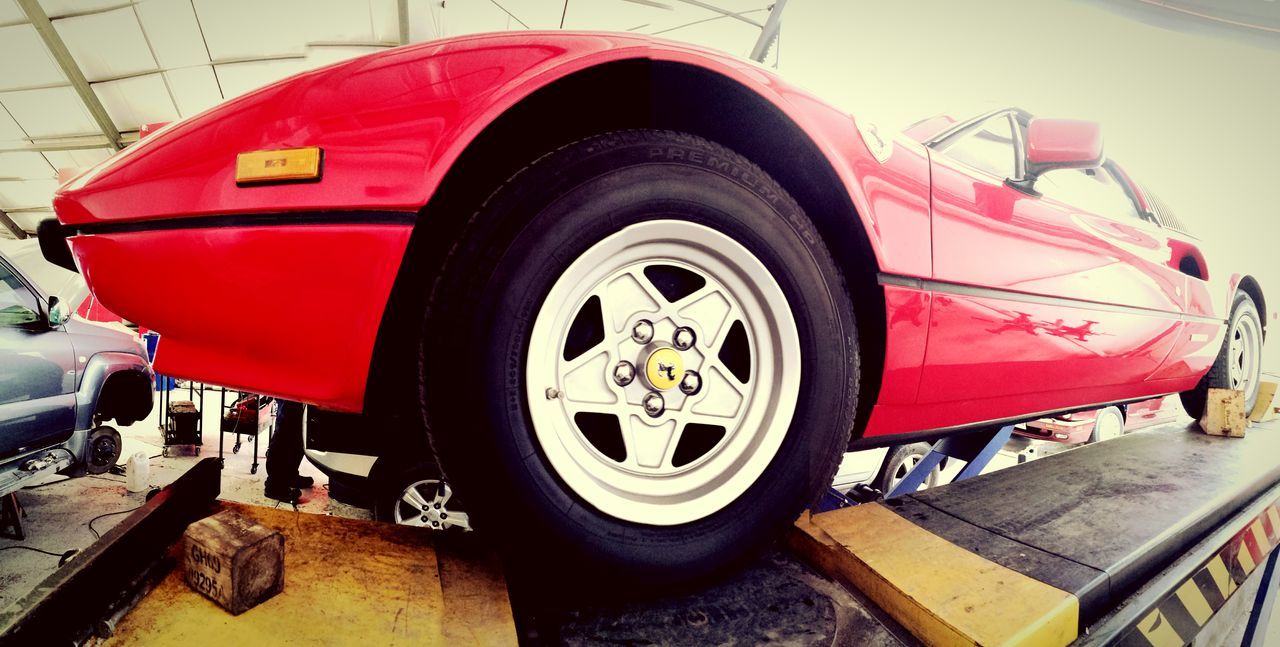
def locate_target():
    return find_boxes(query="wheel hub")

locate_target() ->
[644,347,683,390]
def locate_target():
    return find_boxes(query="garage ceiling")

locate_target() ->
[0,0,779,239]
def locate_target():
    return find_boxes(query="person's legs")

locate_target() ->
[265,399,305,502]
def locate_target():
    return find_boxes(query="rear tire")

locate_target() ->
[1181,292,1263,419]
[421,130,858,587]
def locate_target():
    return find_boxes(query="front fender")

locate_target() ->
[53,32,889,267]
[75,352,153,430]
[51,32,901,412]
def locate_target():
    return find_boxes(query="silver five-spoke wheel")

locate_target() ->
[1228,308,1262,405]
[527,220,800,526]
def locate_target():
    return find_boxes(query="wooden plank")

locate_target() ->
[436,537,520,645]
[104,502,516,646]
[791,504,1078,646]
[1248,382,1277,422]
[1200,387,1247,437]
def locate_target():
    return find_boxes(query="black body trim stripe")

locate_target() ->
[879,273,1226,325]
[67,210,418,236]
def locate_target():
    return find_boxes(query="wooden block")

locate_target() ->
[1248,382,1277,422]
[1199,388,1247,438]
[182,510,284,615]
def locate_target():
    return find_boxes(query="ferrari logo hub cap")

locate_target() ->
[645,347,683,390]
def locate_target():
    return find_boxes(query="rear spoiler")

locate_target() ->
[38,218,78,273]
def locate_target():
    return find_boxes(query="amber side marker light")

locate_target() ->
[235,147,323,185]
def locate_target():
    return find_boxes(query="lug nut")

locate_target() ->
[613,361,636,386]
[679,370,702,395]
[673,327,696,350]
[642,392,665,418]
[632,320,654,344]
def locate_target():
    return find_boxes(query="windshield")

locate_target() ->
[0,239,89,308]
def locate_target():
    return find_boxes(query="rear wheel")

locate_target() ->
[422,130,858,586]
[1181,292,1264,419]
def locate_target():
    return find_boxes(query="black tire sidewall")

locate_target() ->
[426,132,857,584]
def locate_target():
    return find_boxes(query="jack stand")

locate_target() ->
[1,492,25,540]
[885,424,1015,498]
[819,425,1016,512]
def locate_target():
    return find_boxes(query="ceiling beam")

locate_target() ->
[673,0,764,28]
[398,0,410,45]
[15,0,122,151]
[750,0,787,62]
[0,209,28,240]
[0,135,116,153]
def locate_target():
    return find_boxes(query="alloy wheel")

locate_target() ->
[526,220,801,526]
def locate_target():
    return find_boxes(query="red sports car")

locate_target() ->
[40,32,1267,585]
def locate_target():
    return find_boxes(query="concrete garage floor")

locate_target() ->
[2,381,1279,645]
[0,385,360,611]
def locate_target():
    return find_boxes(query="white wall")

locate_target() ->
[779,0,1280,370]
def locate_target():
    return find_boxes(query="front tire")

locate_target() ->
[422,130,858,586]
[1181,292,1264,419]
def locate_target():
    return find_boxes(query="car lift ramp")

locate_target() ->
[0,458,517,646]
[791,418,1280,646]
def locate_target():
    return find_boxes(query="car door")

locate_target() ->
[0,256,77,459]
[919,111,1185,412]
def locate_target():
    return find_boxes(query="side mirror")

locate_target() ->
[48,296,70,327]
[1010,118,1104,193]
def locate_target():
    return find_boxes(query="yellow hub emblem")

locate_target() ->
[645,348,683,390]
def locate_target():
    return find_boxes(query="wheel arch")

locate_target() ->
[76,354,153,429]
[364,58,888,437]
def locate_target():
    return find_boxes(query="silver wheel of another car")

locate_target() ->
[391,479,471,531]
[526,220,801,526]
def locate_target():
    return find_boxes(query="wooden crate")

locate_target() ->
[1199,387,1247,438]
[182,509,284,615]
